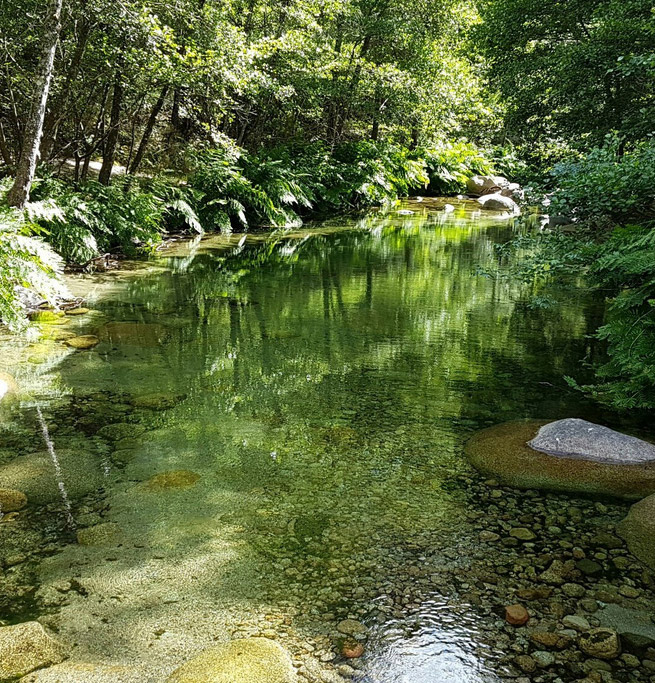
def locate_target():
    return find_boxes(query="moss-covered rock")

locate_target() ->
[65,335,100,350]
[617,493,655,569]
[166,638,297,683]
[96,422,145,442]
[0,621,69,681]
[0,488,27,512]
[465,420,655,500]
[65,308,91,316]
[143,470,200,491]
[77,522,122,547]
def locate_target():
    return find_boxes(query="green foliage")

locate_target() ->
[190,140,430,231]
[570,225,655,409]
[28,176,201,263]
[476,0,655,148]
[418,141,494,194]
[0,182,66,331]
[548,139,655,225]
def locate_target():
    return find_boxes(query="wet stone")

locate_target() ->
[579,628,621,660]
[0,621,69,681]
[0,488,27,512]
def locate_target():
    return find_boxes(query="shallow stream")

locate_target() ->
[1,199,653,682]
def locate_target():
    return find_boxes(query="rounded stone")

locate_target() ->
[466,420,655,499]
[505,604,530,626]
[0,488,27,512]
[0,621,69,681]
[341,639,364,659]
[143,470,200,491]
[617,493,655,569]
[166,637,297,683]
[65,308,90,316]
[337,619,367,637]
[579,628,621,660]
[65,335,100,350]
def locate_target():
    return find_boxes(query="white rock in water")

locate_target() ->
[476,193,520,214]
[528,418,655,465]
[467,175,511,195]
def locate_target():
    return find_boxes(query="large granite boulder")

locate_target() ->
[617,493,655,569]
[166,638,297,683]
[0,621,69,681]
[466,175,510,195]
[476,193,520,214]
[465,419,655,499]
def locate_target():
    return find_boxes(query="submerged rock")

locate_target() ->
[596,603,655,648]
[98,322,170,347]
[77,522,122,547]
[166,637,297,683]
[465,420,655,499]
[0,450,103,504]
[65,335,100,350]
[578,628,621,660]
[131,393,186,410]
[96,422,145,442]
[476,193,520,214]
[0,488,27,512]
[65,308,90,316]
[143,470,200,491]
[617,493,655,569]
[0,621,69,681]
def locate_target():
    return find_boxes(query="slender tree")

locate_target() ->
[6,0,63,208]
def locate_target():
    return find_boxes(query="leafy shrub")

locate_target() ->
[568,224,655,409]
[28,176,201,263]
[418,141,493,195]
[0,183,66,330]
[548,138,655,224]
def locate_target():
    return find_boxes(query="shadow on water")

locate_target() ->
[0,200,642,680]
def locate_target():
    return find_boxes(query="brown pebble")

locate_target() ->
[341,639,364,658]
[505,604,529,626]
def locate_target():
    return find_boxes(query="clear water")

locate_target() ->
[0,199,628,681]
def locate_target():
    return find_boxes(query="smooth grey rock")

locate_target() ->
[528,418,655,465]
[476,193,520,214]
[596,604,655,648]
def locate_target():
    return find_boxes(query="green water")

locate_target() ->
[0,199,625,681]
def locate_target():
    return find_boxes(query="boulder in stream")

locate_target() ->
[0,621,69,681]
[465,419,655,499]
[166,637,297,683]
[617,493,655,569]
[476,193,520,214]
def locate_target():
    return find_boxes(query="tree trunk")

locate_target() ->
[98,73,123,185]
[0,122,12,166]
[6,0,63,208]
[40,20,91,162]
[129,85,168,175]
